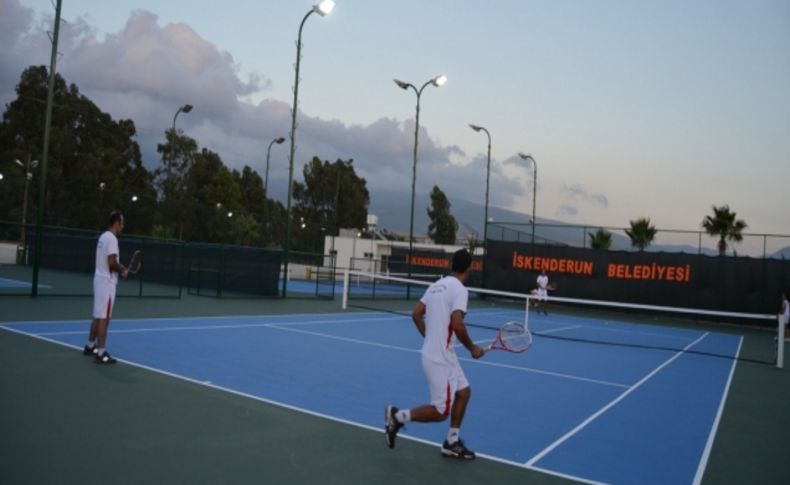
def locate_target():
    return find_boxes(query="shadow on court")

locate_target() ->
[1,294,789,484]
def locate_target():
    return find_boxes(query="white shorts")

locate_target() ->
[93,278,116,320]
[536,288,548,301]
[421,354,469,415]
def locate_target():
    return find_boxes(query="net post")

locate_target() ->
[524,294,530,330]
[342,267,350,310]
[778,314,785,369]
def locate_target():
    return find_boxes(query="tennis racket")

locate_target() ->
[547,283,557,291]
[127,250,142,274]
[484,321,532,353]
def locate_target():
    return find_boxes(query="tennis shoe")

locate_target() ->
[83,345,97,356]
[94,351,117,364]
[384,405,403,448]
[441,439,475,460]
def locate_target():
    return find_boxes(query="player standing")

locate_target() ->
[83,211,128,364]
[384,249,485,459]
[535,269,550,315]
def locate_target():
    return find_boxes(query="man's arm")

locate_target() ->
[108,254,128,278]
[412,302,427,337]
[451,310,484,359]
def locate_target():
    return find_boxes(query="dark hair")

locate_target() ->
[451,249,472,273]
[108,211,124,227]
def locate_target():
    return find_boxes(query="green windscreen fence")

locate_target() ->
[185,243,282,298]
[1,221,338,300]
[0,221,183,298]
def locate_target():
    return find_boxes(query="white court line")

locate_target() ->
[0,323,610,485]
[538,324,583,335]
[28,314,630,389]
[525,331,710,467]
[693,336,743,485]
[33,314,408,336]
[268,324,629,389]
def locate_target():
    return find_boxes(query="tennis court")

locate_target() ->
[0,300,762,485]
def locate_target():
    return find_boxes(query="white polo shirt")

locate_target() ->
[419,275,468,363]
[94,230,119,286]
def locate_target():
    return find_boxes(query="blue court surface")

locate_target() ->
[0,277,37,288]
[1,308,741,484]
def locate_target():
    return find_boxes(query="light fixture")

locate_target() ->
[314,0,335,16]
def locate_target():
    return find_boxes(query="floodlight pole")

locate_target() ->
[264,137,285,196]
[16,154,36,247]
[469,124,491,255]
[518,153,537,244]
[284,1,334,298]
[31,0,62,298]
[171,104,192,240]
[393,75,446,297]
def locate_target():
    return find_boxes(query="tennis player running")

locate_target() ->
[83,211,128,364]
[385,249,485,459]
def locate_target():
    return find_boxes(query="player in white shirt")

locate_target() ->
[83,211,128,364]
[384,249,485,460]
[535,270,550,315]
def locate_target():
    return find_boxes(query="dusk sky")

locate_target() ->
[2,0,789,245]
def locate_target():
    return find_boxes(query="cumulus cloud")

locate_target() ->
[556,205,579,217]
[561,183,609,208]
[0,3,525,217]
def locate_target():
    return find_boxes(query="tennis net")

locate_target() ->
[341,269,785,367]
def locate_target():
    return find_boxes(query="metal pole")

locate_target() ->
[407,85,424,298]
[171,104,192,240]
[20,154,31,247]
[532,160,537,244]
[395,77,442,297]
[284,8,318,298]
[31,0,62,297]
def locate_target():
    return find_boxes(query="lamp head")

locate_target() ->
[181,104,193,113]
[469,124,483,132]
[275,137,286,144]
[432,75,447,87]
[393,79,411,90]
[518,152,534,161]
[314,0,335,16]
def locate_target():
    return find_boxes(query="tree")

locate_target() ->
[0,66,153,230]
[292,157,369,252]
[625,217,657,251]
[588,228,612,250]
[427,185,458,245]
[155,130,198,239]
[702,205,747,256]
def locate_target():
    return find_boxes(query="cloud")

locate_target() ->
[556,205,579,217]
[561,183,609,208]
[0,5,526,216]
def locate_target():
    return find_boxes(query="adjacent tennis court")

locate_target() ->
[1,303,748,485]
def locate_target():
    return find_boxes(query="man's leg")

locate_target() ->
[96,318,109,349]
[449,386,471,429]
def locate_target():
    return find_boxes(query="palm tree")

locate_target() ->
[625,217,657,251]
[588,228,612,249]
[701,205,747,256]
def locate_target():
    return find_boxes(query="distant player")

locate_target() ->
[535,269,550,315]
[384,249,485,459]
[83,211,128,364]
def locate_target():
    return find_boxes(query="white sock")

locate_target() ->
[395,409,410,423]
[447,427,460,444]
[97,347,105,356]
[87,341,95,348]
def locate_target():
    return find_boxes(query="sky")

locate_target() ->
[2,0,789,242]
